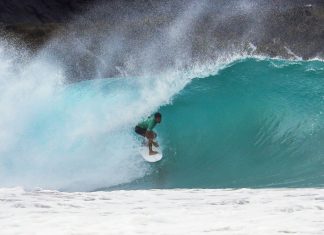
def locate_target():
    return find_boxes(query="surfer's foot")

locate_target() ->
[149,150,158,155]
[152,141,159,147]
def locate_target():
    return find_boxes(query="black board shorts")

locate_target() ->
[135,126,146,136]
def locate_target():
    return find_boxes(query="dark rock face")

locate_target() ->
[0,0,95,24]
[0,0,97,49]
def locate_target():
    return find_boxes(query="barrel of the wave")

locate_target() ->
[153,58,324,189]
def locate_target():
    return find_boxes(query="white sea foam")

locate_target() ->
[0,187,323,235]
[0,44,148,191]
[0,39,196,191]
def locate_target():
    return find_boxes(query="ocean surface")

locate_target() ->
[0,35,324,234]
[0,56,323,191]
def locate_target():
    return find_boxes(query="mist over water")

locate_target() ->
[0,38,199,191]
[0,1,323,191]
[45,0,278,81]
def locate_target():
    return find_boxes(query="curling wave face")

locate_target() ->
[122,58,324,189]
[0,54,323,191]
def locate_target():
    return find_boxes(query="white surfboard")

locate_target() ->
[139,146,163,162]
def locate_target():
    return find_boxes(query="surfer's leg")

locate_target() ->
[152,132,158,147]
[146,131,159,148]
[148,140,158,155]
[145,131,158,155]
[151,131,159,147]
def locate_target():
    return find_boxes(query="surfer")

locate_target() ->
[135,112,162,155]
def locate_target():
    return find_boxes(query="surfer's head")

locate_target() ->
[154,112,162,123]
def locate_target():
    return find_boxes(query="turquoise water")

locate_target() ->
[0,57,324,191]
[123,58,324,189]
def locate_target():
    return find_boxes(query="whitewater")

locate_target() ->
[1,188,324,235]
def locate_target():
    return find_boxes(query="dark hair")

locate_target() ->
[154,112,162,118]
